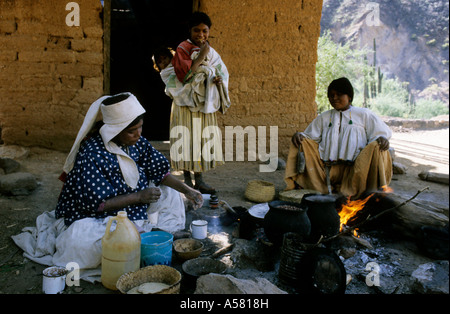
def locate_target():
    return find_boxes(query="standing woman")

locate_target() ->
[170,12,230,194]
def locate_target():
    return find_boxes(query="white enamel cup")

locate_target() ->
[190,220,208,240]
[42,266,67,294]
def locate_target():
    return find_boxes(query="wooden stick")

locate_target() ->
[209,243,234,259]
[317,186,430,244]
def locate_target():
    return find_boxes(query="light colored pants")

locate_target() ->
[284,139,392,199]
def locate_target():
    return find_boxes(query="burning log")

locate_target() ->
[361,189,448,240]
[321,187,449,243]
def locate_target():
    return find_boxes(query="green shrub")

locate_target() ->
[315,34,448,119]
[412,98,449,119]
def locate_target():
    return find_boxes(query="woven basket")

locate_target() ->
[278,189,321,204]
[116,265,181,294]
[245,180,276,203]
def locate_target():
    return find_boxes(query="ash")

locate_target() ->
[186,203,447,295]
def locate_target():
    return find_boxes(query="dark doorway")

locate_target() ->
[109,0,193,140]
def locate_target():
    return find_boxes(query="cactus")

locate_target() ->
[378,67,383,94]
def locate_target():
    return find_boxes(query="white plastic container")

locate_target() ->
[101,211,141,290]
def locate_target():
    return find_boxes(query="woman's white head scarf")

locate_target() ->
[63,92,146,189]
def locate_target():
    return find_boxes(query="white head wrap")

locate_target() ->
[63,92,146,189]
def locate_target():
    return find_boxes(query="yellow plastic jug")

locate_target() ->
[101,211,141,290]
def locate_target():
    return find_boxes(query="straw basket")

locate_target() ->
[116,265,181,294]
[245,180,276,203]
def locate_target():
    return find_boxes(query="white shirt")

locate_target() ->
[302,106,392,163]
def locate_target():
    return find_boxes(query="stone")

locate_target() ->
[0,157,21,174]
[410,261,449,294]
[388,147,395,161]
[277,158,286,170]
[0,172,38,196]
[230,239,276,272]
[194,273,287,294]
[0,145,29,160]
[392,161,407,174]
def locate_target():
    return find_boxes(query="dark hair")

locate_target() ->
[102,93,145,128]
[102,92,130,106]
[327,77,354,102]
[188,11,212,29]
[152,46,175,72]
[126,114,145,129]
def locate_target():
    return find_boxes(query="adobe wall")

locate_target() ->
[199,0,323,157]
[0,0,323,157]
[0,0,104,151]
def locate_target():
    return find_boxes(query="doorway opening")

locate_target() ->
[107,0,193,141]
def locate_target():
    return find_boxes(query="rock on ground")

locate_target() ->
[194,273,287,294]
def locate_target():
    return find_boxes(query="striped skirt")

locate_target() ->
[169,103,224,172]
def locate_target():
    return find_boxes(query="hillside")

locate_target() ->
[321,0,449,103]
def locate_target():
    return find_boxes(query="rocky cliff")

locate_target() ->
[321,0,449,102]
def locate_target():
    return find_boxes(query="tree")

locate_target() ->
[315,31,371,113]
[316,32,448,118]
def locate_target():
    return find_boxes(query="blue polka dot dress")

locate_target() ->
[55,134,170,226]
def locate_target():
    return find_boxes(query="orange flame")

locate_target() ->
[338,194,373,231]
[338,185,393,232]
[381,185,393,193]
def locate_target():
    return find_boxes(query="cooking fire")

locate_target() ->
[337,185,394,236]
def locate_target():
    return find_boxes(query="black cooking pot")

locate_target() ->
[295,247,347,294]
[301,194,340,242]
[181,258,227,290]
[263,200,311,245]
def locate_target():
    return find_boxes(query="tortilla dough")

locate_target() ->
[127,282,171,294]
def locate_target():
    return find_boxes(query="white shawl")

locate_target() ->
[63,93,146,189]
[160,46,231,114]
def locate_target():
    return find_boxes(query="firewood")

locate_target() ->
[385,193,449,239]
[319,187,449,243]
[349,235,373,249]
[418,171,449,185]
[209,243,234,258]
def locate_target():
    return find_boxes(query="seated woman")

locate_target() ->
[284,77,392,199]
[13,92,203,276]
[46,92,202,270]
[56,92,203,227]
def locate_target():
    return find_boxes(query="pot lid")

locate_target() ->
[248,203,269,219]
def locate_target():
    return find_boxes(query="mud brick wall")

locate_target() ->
[0,0,323,157]
[0,0,104,151]
[199,0,323,157]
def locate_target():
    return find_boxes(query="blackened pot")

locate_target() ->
[263,200,311,245]
[296,247,347,294]
[301,194,340,242]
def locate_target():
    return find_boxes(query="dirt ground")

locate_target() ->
[0,125,448,294]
